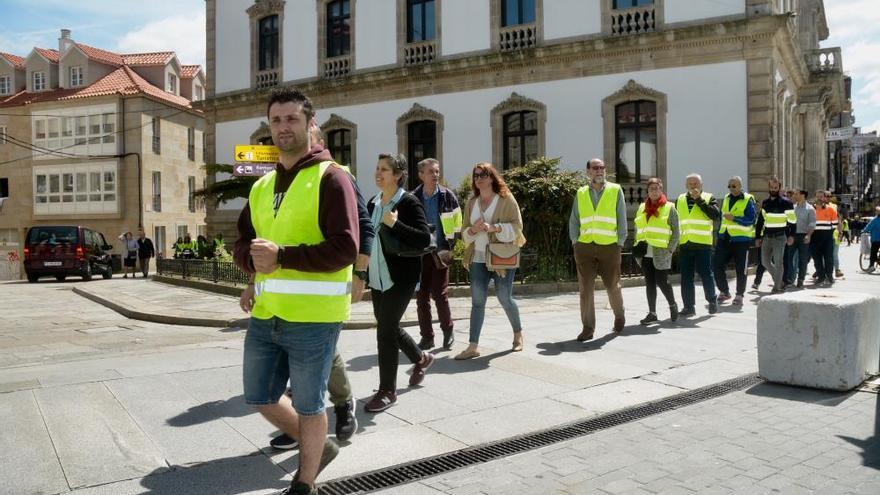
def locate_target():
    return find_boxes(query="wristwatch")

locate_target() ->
[354,270,368,281]
[276,246,284,266]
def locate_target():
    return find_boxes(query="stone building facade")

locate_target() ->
[202,0,846,239]
[0,30,207,279]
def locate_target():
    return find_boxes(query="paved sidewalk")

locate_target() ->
[375,383,879,495]
[0,245,877,494]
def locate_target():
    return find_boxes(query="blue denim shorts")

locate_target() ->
[243,317,341,416]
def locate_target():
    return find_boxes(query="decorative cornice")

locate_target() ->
[396,103,443,124]
[320,113,357,131]
[249,121,270,142]
[246,0,286,19]
[491,92,546,114]
[605,79,665,103]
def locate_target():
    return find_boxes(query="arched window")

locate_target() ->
[614,100,657,183]
[258,15,279,70]
[503,111,538,170]
[407,120,437,189]
[327,129,352,168]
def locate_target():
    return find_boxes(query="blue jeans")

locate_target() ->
[679,248,717,310]
[468,262,522,344]
[243,317,341,416]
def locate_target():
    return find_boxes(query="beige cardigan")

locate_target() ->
[461,193,527,270]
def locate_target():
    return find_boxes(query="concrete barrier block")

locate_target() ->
[757,291,880,391]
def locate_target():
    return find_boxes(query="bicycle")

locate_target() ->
[859,233,878,272]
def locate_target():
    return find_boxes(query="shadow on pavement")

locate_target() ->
[837,393,880,470]
[421,350,512,375]
[346,353,378,372]
[166,395,253,427]
[535,332,618,355]
[138,452,290,494]
[744,382,854,407]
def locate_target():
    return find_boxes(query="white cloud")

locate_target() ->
[115,12,206,68]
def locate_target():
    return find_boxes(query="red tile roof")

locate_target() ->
[0,66,194,111]
[34,48,59,63]
[180,65,202,79]
[0,52,25,69]
[74,43,123,66]
[121,52,174,66]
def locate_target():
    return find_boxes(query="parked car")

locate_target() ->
[23,225,114,282]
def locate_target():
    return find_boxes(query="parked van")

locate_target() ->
[23,226,114,282]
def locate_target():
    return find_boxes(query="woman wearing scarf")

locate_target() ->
[633,177,680,324]
[364,153,434,413]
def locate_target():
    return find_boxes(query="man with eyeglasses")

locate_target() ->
[568,158,627,341]
[676,173,720,317]
[713,176,757,306]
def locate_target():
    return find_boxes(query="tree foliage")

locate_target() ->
[193,163,257,205]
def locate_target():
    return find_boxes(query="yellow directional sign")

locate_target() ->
[234,145,280,163]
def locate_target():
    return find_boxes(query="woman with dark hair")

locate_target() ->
[633,177,680,324]
[364,153,434,412]
[455,162,526,360]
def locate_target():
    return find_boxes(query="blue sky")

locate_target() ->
[0,0,875,133]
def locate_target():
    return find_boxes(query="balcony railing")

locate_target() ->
[620,181,649,207]
[499,23,537,52]
[611,5,656,36]
[323,55,351,79]
[255,69,280,90]
[806,47,842,74]
[404,40,437,66]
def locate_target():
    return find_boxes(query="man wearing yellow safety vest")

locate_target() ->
[412,158,461,351]
[713,176,757,306]
[233,88,359,495]
[568,158,627,341]
[676,173,721,317]
[753,177,794,293]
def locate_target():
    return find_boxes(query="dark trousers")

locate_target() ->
[787,234,810,282]
[714,239,749,297]
[641,257,676,313]
[872,241,880,266]
[782,242,794,284]
[371,281,423,391]
[416,254,453,338]
[679,248,716,310]
[754,262,765,285]
[811,233,834,283]
[139,257,151,277]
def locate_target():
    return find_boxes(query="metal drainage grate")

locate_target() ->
[319,373,762,495]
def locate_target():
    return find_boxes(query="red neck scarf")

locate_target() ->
[644,193,668,219]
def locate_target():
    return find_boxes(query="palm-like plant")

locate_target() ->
[193,163,258,204]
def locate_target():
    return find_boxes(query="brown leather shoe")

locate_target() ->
[613,317,625,334]
[576,329,594,342]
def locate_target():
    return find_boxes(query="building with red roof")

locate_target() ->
[0,29,209,279]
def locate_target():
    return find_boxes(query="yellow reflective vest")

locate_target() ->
[719,193,756,239]
[635,202,673,249]
[676,193,714,246]
[249,161,352,323]
[576,183,621,245]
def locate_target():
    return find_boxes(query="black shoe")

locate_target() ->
[796,279,804,288]
[417,336,434,351]
[669,303,679,322]
[270,433,298,450]
[679,307,696,317]
[334,399,357,442]
[280,481,317,495]
[708,300,719,314]
[442,329,455,350]
[640,313,658,325]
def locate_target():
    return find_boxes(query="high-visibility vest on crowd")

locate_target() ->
[440,207,463,239]
[842,219,850,232]
[719,193,756,238]
[676,192,714,246]
[249,160,351,323]
[635,202,673,249]
[785,208,796,229]
[576,183,621,245]
[815,204,839,234]
[762,209,789,230]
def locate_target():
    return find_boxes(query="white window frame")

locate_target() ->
[194,85,203,101]
[0,125,7,145]
[0,75,10,95]
[31,105,117,159]
[32,71,46,91]
[167,73,177,94]
[69,66,84,87]
[33,161,118,215]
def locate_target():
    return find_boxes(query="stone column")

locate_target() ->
[801,103,827,192]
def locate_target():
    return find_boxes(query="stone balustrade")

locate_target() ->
[611,5,656,36]
[404,40,437,66]
[499,23,537,52]
[254,69,279,90]
[806,47,843,73]
[323,55,351,80]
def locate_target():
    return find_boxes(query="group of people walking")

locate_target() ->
[230,87,867,495]
[173,232,225,259]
